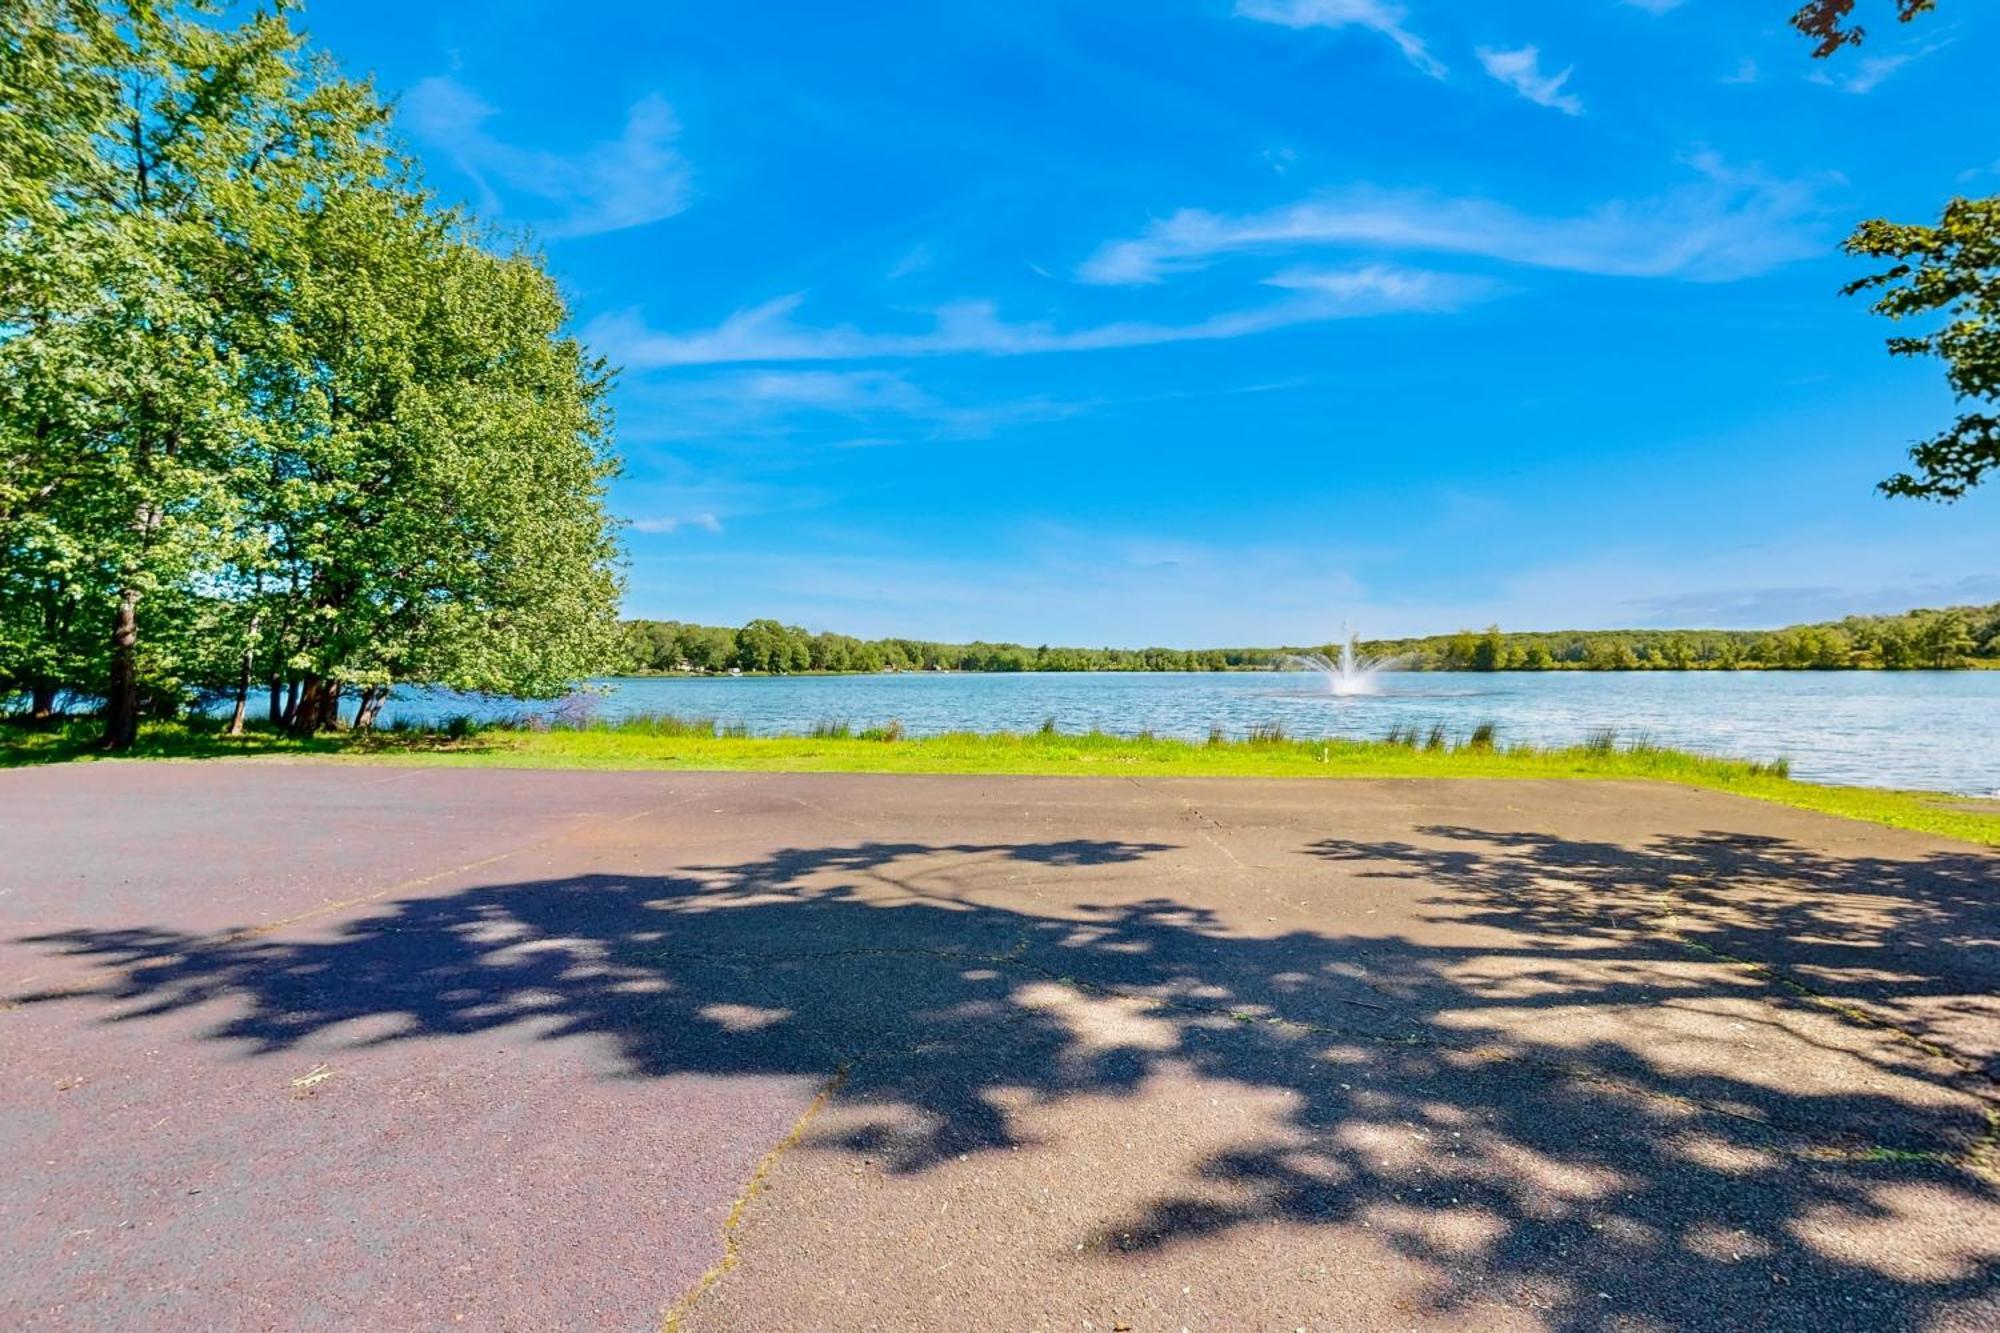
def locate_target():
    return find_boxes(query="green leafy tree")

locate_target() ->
[1975,607,2000,656]
[1872,622,1918,668]
[1472,625,1504,672]
[1787,3,1990,499]
[1440,630,1479,670]
[0,2,277,744]
[245,187,621,734]
[1,1,396,744]
[2,2,623,742]
[689,625,736,672]
[1589,638,1641,671]
[0,6,103,718]
[1840,199,2000,500]
[1913,611,1975,668]
[735,619,809,673]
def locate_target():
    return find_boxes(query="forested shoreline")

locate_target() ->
[621,602,2000,675]
[1,4,624,746]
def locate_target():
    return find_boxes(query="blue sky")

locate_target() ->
[303,0,2000,644]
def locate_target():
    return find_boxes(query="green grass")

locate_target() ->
[6,715,1997,848]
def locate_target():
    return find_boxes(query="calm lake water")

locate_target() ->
[374,670,2000,796]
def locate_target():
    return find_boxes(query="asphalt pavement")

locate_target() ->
[2,764,1994,1330]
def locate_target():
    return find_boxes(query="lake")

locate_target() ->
[372,669,2000,796]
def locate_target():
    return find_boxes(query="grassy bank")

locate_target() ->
[5,715,1997,848]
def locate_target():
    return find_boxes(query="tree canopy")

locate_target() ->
[1,1,623,744]
[1790,1,1938,58]
[1786,2,1995,500]
[1843,200,2000,501]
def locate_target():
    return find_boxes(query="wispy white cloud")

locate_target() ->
[1811,52,1912,93]
[631,512,723,535]
[1233,0,1446,80]
[687,369,934,414]
[1476,45,1584,115]
[1622,576,2000,627]
[627,522,2000,645]
[626,526,1379,646]
[401,76,691,237]
[1078,156,1821,286]
[614,469,841,534]
[885,244,932,280]
[1722,57,1760,85]
[590,265,1486,368]
[621,369,1082,440]
[1806,38,1950,94]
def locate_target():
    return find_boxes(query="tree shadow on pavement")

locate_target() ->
[1309,826,2000,1079]
[15,830,2000,1330]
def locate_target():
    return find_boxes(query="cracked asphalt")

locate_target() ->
[1,763,1995,1331]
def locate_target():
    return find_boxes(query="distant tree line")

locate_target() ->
[622,603,2000,676]
[619,619,1270,675]
[1364,604,1997,672]
[1,3,623,746]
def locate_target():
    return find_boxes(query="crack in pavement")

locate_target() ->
[660,1062,853,1333]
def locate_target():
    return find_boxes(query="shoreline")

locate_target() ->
[611,662,2000,678]
[8,718,1997,847]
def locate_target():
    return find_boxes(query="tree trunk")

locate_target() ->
[30,584,62,724]
[227,660,252,736]
[268,675,283,725]
[287,675,324,737]
[288,675,345,737]
[353,686,387,731]
[227,615,261,737]
[101,588,141,750]
[282,676,300,728]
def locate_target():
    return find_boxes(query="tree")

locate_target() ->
[1589,638,1640,671]
[735,619,809,673]
[1872,621,1918,668]
[1,2,624,743]
[1471,625,1504,672]
[1913,611,1975,668]
[1,1,386,745]
[1977,607,2000,657]
[241,186,622,735]
[1787,3,1991,499]
[1790,1,1937,57]
[1841,199,2000,500]
[0,6,106,720]
[3,2,225,744]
